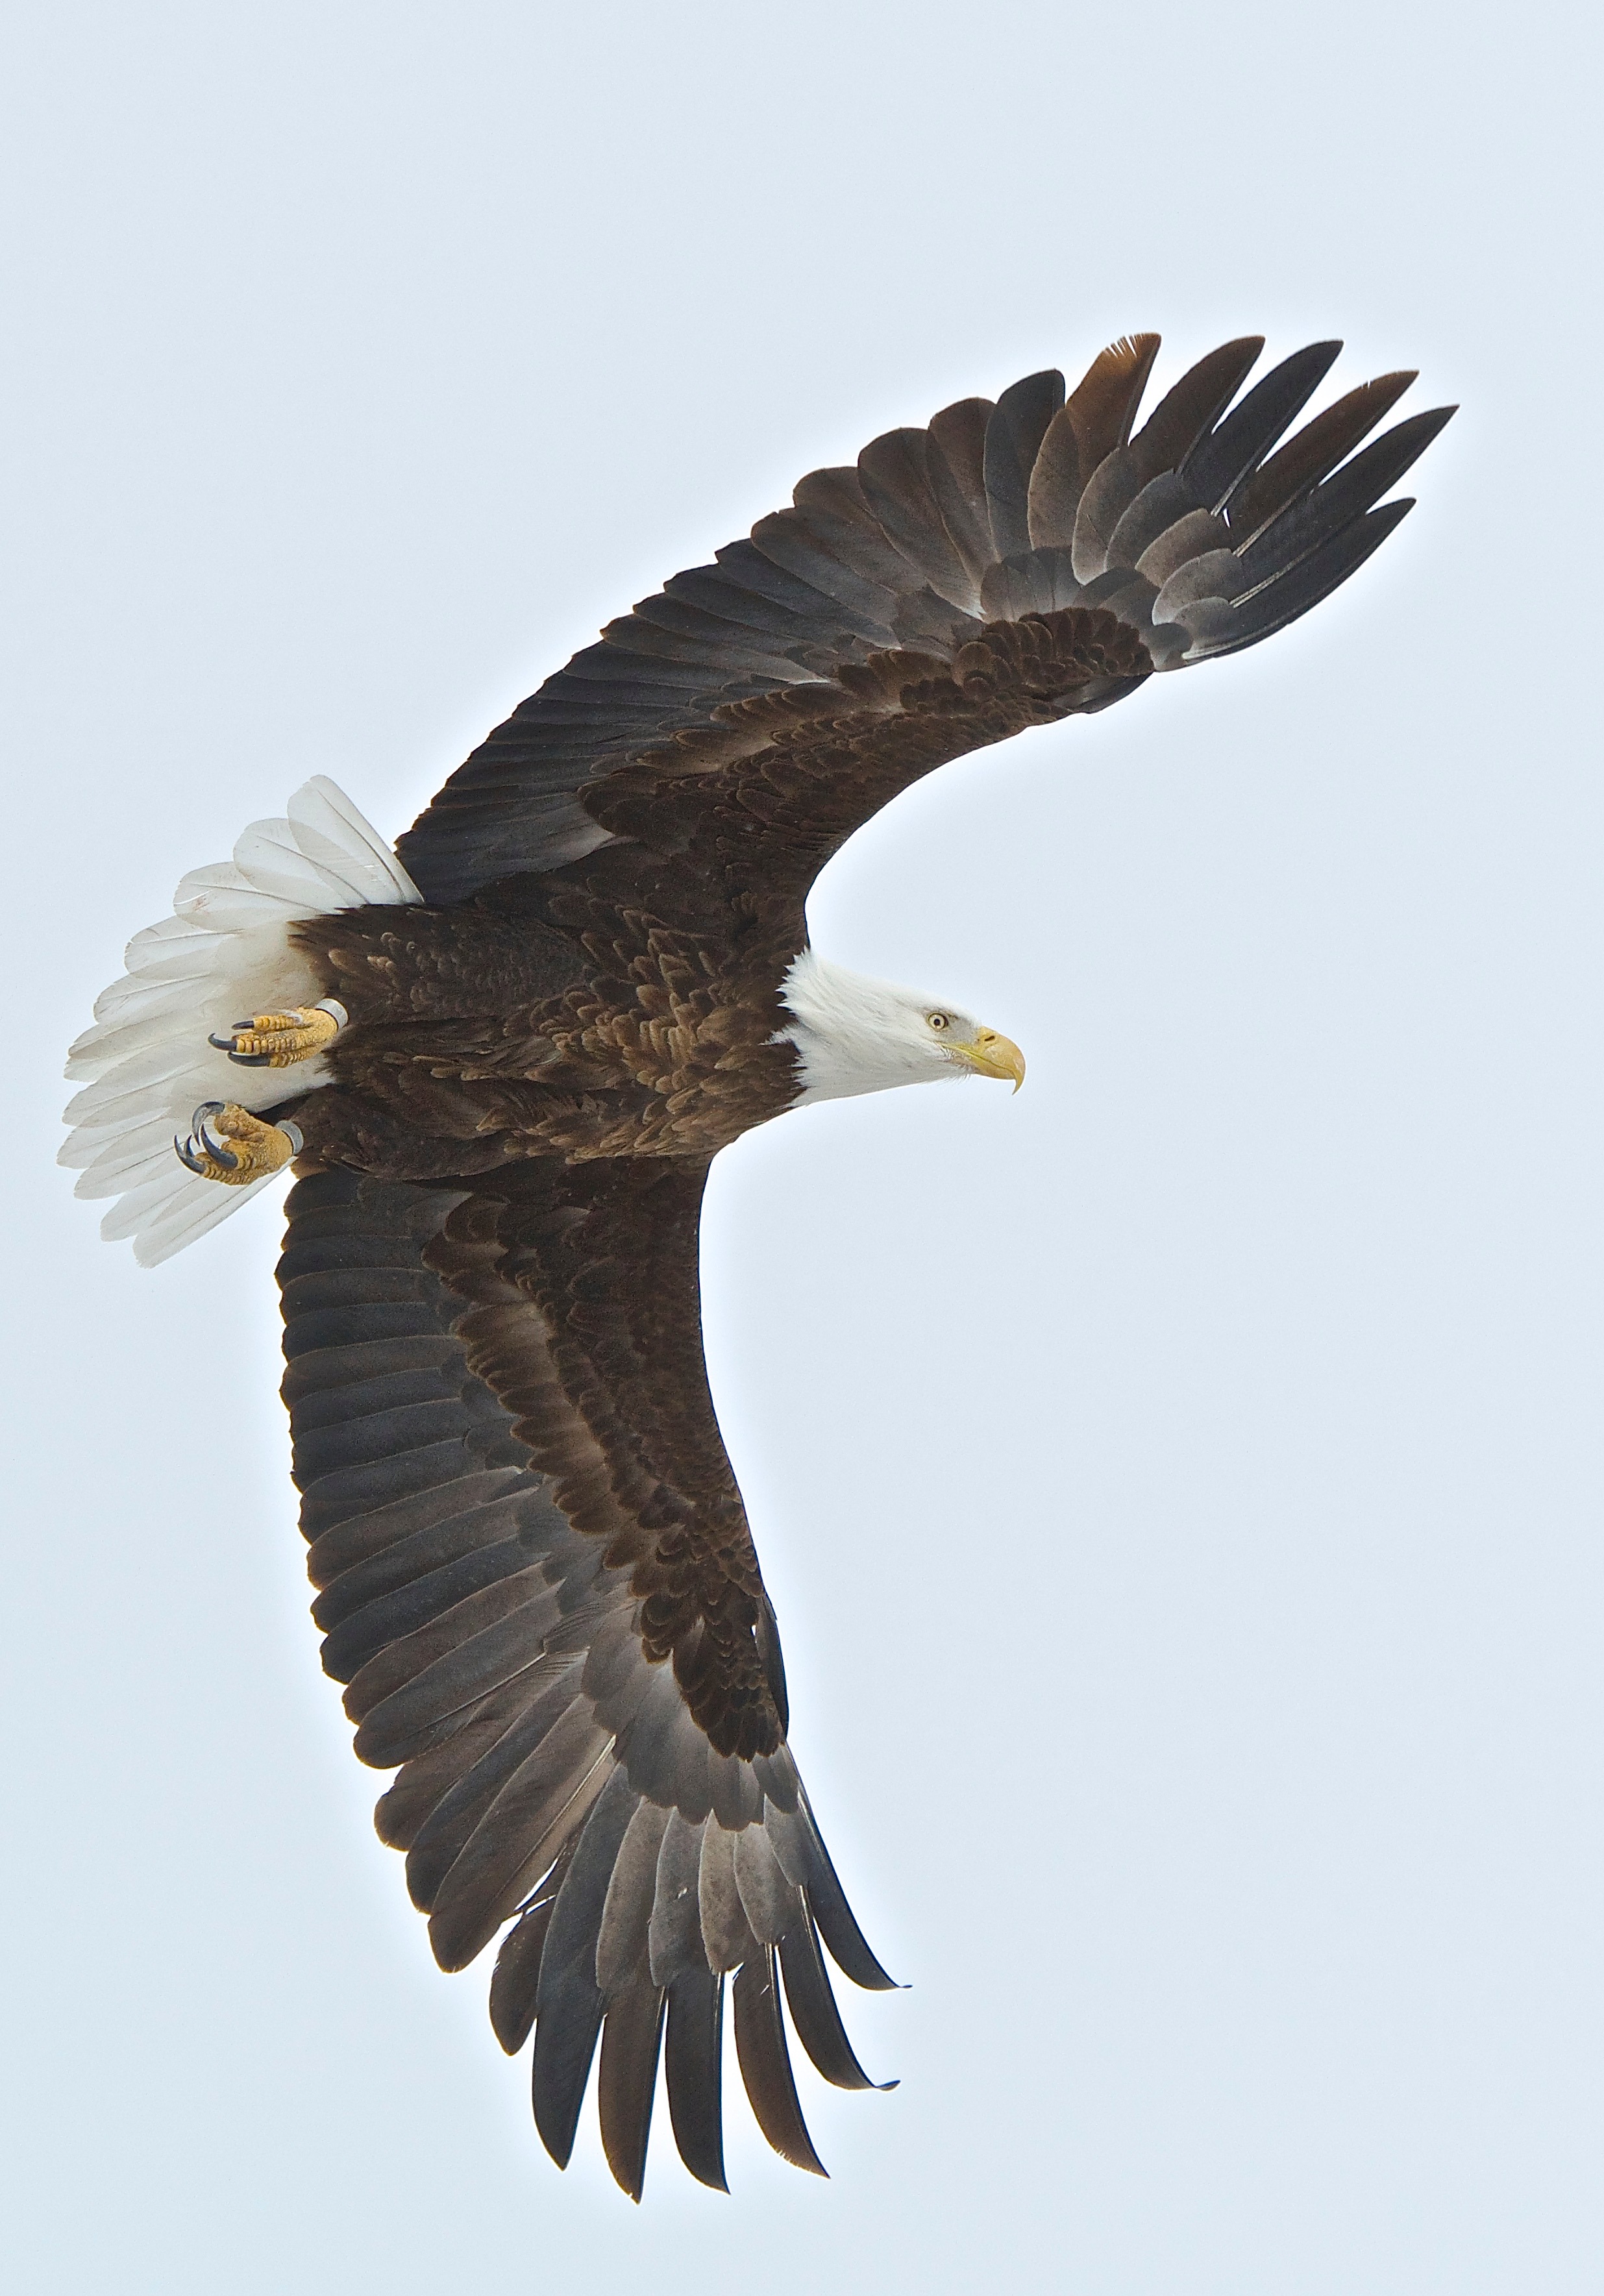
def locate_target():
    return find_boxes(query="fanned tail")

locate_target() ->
[60,777,419,1265]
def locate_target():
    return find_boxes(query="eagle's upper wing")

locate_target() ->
[280,1162,893,2199]
[397,335,1452,908]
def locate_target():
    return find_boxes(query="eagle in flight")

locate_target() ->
[62,332,1450,2198]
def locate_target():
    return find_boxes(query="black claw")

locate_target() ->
[208,1030,239,1052]
[227,1050,274,1067]
[193,1105,238,1170]
[175,1133,207,1175]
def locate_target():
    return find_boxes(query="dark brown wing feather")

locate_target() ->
[278,1166,893,2195]
[397,333,1453,906]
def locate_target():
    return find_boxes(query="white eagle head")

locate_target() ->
[776,949,1026,1107]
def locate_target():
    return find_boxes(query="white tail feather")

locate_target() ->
[60,776,421,1267]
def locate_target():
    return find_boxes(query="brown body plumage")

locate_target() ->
[290,601,1152,1174]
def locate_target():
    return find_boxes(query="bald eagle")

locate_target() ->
[61,333,1451,2197]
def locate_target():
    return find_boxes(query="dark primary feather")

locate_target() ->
[1183,340,1340,510]
[1133,335,1265,479]
[1231,408,1455,600]
[983,369,1065,558]
[532,1769,640,2168]
[734,1951,828,2177]
[1200,499,1419,658]
[664,1968,728,2191]
[1061,333,1161,479]
[778,1916,890,2092]
[598,1977,667,2202]
[487,1842,574,2053]
[926,396,996,586]
[1227,369,1417,544]
[597,1798,669,1993]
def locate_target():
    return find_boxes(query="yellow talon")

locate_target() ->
[175,1103,303,1185]
[210,1001,345,1068]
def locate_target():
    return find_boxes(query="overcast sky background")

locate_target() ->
[2,3,1599,2290]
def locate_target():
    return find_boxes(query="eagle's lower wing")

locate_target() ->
[279,1161,893,2197]
[397,334,1452,907]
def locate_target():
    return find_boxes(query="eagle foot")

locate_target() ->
[209,998,345,1067]
[175,1103,304,1185]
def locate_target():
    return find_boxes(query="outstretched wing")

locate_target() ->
[278,1163,894,2199]
[398,334,1453,906]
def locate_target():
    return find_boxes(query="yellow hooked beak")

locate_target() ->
[952,1026,1026,1092]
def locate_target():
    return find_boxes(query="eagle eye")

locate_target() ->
[927,1012,950,1030]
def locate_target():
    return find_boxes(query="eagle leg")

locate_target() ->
[208,998,346,1067]
[175,1102,303,1185]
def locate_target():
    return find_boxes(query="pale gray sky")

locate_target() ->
[3,3,1600,2290]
